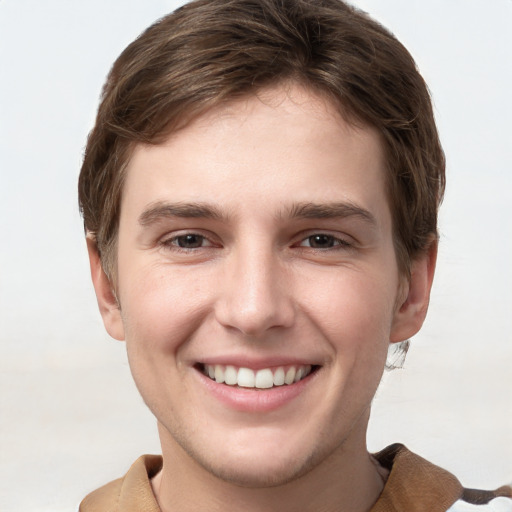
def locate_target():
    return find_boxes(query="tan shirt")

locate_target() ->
[79,444,511,512]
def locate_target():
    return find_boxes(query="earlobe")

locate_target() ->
[86,236,125,341]
[390,240,438,343]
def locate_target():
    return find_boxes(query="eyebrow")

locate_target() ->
[284,202,377,225]
[138,200,377,227]
[138,201,227,226]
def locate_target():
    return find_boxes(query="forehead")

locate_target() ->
[121,84,389,227]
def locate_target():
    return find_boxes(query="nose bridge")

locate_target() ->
[216,238,294,336]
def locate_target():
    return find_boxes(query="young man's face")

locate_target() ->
[91,84,432,487]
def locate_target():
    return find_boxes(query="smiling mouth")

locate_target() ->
[197,364,319,389]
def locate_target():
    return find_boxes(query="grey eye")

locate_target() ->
[175,234,205,248]
[307,235,336,248]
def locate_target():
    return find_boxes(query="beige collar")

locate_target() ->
[370,443,463,511]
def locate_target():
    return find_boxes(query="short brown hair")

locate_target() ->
[79,0,445,279]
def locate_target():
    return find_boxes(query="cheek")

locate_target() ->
[120,265,213,355]
[299,267,398,348]
[119,268,214,412]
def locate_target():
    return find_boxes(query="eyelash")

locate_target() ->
[296,233,352,250]
[160,233,214,252]
[160,232,352,253]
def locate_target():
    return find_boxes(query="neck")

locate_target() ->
[151,420,387,512]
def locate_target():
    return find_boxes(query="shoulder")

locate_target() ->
[79,454,163,512]
[373,444,512,512]
[80,477,123,512]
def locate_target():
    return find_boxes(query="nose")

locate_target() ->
[214,243,295,337]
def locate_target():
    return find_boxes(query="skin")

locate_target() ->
[88,84,436,512]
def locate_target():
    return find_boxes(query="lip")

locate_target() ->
[197,355,322,370]
[193,363,320,413]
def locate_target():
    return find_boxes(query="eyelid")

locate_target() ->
[294,230,354,248]
[301,236,348,247]
[159,229,221,249]
[170,235,211,248]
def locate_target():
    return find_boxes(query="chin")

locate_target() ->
[175,430,327,489]
[198,452,319,488]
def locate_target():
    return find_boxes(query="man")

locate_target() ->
[78,0,511,510]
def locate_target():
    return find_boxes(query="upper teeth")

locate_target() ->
[203,364,312,389]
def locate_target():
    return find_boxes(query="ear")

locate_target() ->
[390,239,438,343]
[86,236,125,341]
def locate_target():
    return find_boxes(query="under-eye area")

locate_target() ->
[195,363,320,389]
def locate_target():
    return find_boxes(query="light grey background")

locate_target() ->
[1,1,511,511]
